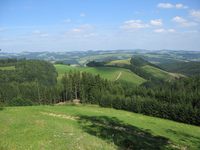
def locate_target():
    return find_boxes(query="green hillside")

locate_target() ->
[158,61,200,76]
[141,65,184,80]
[55,64,146,85]
[0,105,200,150]
[106,58,131,66]
[0,66,15,70]
[106,58,184,81]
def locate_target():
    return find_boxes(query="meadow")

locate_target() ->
[55,64,146,85]
[0,105,200,150]
[0,66,15,70]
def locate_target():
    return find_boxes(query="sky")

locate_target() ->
[0,0,200,52]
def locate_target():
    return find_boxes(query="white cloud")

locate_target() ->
[63,19,71,23]
[175,3,188,9]
[121,20,149,30]
[168,29,176,33]
[150,19,163,26]
[157,3,174,9]
[154,28,165,33]
[72,28,82,33]
[172,16,197,27]
[67,24,97,39]
[154,28,175,33]
[80,13,86,17]
[70,24,94,34]
[190,10,200,21]
[157,3,187,9]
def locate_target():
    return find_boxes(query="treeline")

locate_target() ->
[86,61,106,67]
[0,60,60,106]
[117,77,200,125]
[0,58,18,66]
[61,71,124,104]
[60,71,200,125]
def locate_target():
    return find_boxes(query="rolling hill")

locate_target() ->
[141,65,184,80]
[106,57,184,81]
[55,64,146,85]
[106,58,131,67]
[0,105,200,150]
[158,61,200,76]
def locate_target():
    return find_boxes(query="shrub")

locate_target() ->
[10,97,33,106]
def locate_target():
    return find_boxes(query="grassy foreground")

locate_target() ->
[0,105,200,150]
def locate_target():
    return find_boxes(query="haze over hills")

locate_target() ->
[1,49,200,77]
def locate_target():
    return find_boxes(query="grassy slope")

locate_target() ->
[55,64,146,85]
[0,105,200,150]
[142,65,183,80]
[0,66,15,70]
[106,58,131,66]
[106,58,184,81]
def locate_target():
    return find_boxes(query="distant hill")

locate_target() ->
[158,61,200,76]
[106,58,131,67]
[106,57,184,81]
[141,65,184,81]
[55,64,146,85]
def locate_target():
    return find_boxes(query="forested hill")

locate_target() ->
[158,61,200,76]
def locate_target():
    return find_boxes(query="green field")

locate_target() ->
[106,59,131,66]
[142,65,182,80]
[0,66,15,70]
[55,64,146,85]
[0,105,200,150]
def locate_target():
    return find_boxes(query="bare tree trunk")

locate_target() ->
[75,85,77,99]
[65,88,68,101]
[37,81,41,104]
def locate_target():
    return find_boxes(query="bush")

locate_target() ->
[10,97,33,106]
[0,102,4,110]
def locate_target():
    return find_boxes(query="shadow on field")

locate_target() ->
[166,129,200,149]
[78,115,170,150]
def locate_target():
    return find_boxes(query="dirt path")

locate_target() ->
[115,72,122,81]
[41,112,79,120]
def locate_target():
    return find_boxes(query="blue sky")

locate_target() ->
[0,0,200,52]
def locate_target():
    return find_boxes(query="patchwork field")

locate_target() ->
[0,105,200,150]
[55,64,146,85]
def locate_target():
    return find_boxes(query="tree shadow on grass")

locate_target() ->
[78,115,171,150]
[166,129,200,149]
